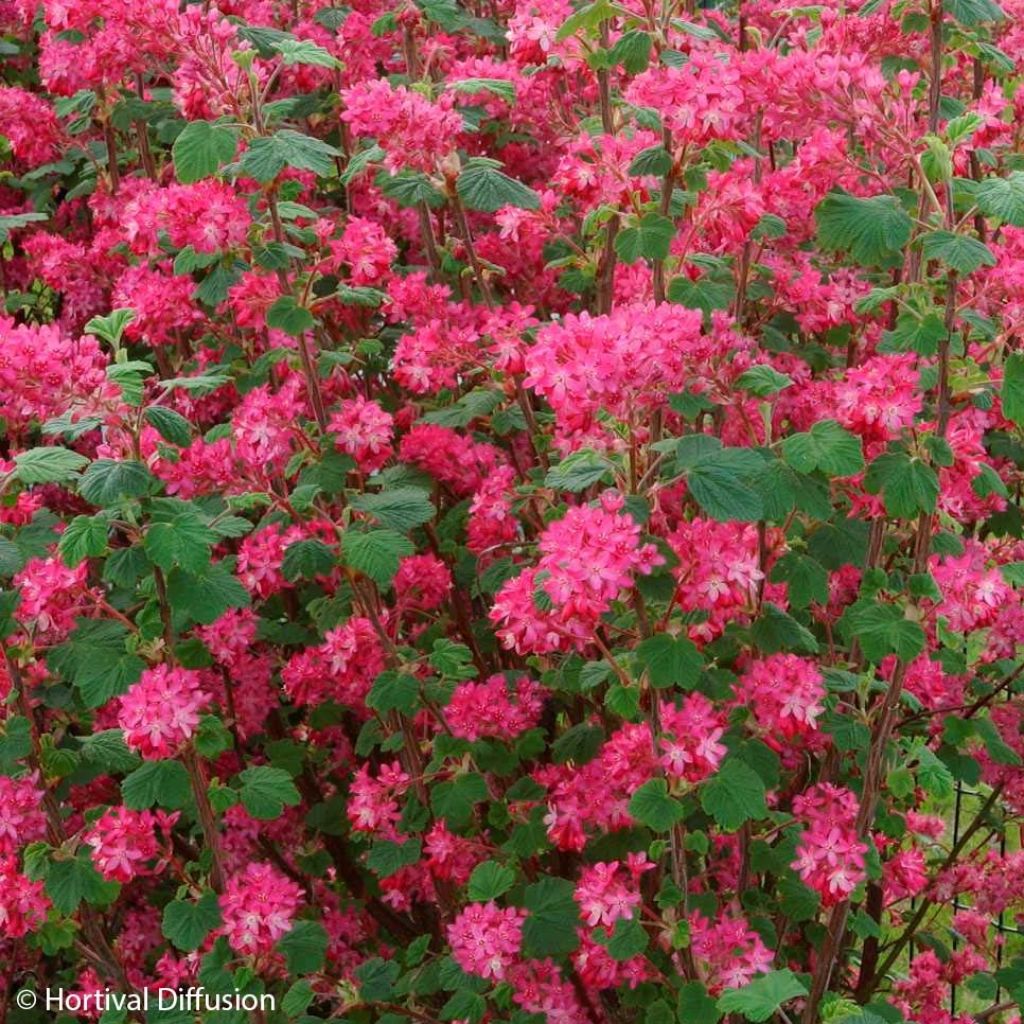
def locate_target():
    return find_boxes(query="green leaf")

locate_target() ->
[145,510,217,573]
[629,145,672,177]
[0,537,24,576]
[614,212,675,263]
[106,361,154,406]
[431,772,488,829]
[266,295,315,336]
[366,838,423,877]
[769,552,829,609]
[449,77,516,102]
[350,488,436,531]
[608,29,651,73]
[145,406,193,446]
[421,388,503,428]
[166,562,250,624]
[678,982,722,1024]
[45,854,119,914]
[864,452,939,518]
[667,274,734,316]
[172,121,237,183]
[840,602,926,663]
[736,365,793,397]
[607,915,648,960]
[921,230,996,274]
[675,434,722,469]
[281,980,314,1017]
[700,758,768,831]
[916,745,955,799]
[282,538,335,581]
[271,37,340,67]
[545,449,615,491]
[751,603,819,654]
[467,860,516,901]
[944,0,1005,24]
[163,891,223,951]
[122,759,191,809]
[379,170,446,208]
[79,730,141,773]
[1002,353,1024,426]
[815,191,912,265]
[781,420,864,477]
[521,876,581,956]
[687,451,764,523]
[629,778,686,831]
[240,129,340,181]
[456,159,540,212]
[717,970,808,1023]
[58,515,108,566]
[441,991,486,1023]
[975,172,1024,226]
[14,447,89,484]
[880,311,947,356]
[78,459,154,505]
[355,957,401,1002]
[555,0,613,40]
[366,670,419,714]
[342,528,415,586]
[635,634,702,689]
[0,210,48,243]
[237,765,301,819]
[49,618,144,708]
[278,920,329,973]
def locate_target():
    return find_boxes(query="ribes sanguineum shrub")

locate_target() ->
[5,0,1024,1022]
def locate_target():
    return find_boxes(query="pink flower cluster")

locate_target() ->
[445,673,545,742]
[448,901,526,980]
[792,784,868,906]
[219,862,305,957]
[118,665,211,759]
[491,491,662,654]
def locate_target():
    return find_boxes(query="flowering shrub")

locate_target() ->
[6,0,1024,1022]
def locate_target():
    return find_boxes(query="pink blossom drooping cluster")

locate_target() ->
[118,665,211,759]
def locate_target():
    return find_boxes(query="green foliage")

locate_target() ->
[717,970,809,1022]
[782,420,865,477]
[162,891,223,951]
[467,860,516,900]
[629,778,686,831]
[815,192,912,265]
[521,876,581,956]
[615,212,675,263]
[635,634,702,689]
[172,120,237,182]
[864,452,939,518]
[456,158,541,212]
[237,766,302,819]
[342,528,415,586]
[14,447,89,484]
[700,757,768,831]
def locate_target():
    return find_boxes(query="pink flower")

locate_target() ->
[118,665,211,759]
[735,654,826,739]
[0,856,49,938]
[329,396,394,473]
[791,784,867,906]
[83,807,178,882]
[0,774,47,855]
[448,901,526,980]
[574,861,641,928]
[220,862,305,957]
[445,673,545,742]
[658,693,728,783]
